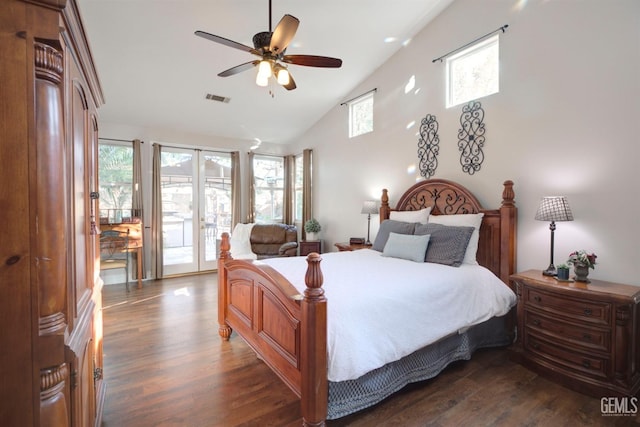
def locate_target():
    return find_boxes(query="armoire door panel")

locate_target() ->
[34,41,67,335]
[0,1,104,425]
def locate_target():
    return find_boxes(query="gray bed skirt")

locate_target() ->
[327,315,512,419]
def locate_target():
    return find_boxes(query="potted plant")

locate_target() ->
[556,263,570,281]
[304,218,321,241]
[567,250,597,282]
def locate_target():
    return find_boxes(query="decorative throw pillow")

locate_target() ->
[229,223,258,260]
[427,213,484,265]
[389,207,431,224]
[382,232,431,263]
[372,220,416,252]
[414,223,474,267]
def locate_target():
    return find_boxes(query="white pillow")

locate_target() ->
[382,232,431,263]
[229,223,257,260]
[427,213,484,265]
[389,207,431,224]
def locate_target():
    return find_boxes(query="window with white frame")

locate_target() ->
[446,34,499,108]
[294,154,304,223]
[98,142,133,222]
[348,91,374,138]
[253,155,284,223]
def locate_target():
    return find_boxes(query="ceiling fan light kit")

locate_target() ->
[195,0,342,92]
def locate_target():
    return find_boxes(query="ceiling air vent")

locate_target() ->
[205,93,230,103]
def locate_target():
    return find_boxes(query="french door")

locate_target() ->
[161,147,232,275]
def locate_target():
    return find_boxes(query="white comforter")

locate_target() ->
[261,249,516,382]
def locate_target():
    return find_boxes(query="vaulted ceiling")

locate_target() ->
[78,0,454,144]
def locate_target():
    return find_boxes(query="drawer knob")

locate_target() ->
[582,360,591,368]
[532,343,540,350]
[583,333,592,341]
[584,308,592,316]
[532,319,541,326]
[534,296,542,303]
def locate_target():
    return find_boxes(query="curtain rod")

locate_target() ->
[152,141,235,156]
[98,137,144,143]
[432,24,508,63]
[340,88,377,106]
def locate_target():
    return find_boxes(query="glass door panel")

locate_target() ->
[160,148,233,275]
[161,148,197,275]
[199,152,232,270]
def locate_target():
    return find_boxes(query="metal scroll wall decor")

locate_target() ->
[457,100,486,175]
[417,114,440,179]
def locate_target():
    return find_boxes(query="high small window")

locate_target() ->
[446,34,499,108]
[348,91,374,138]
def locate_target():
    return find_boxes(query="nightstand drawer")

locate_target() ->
[525,332,609,380]
[524,310,610,352]
[511,270,640,397]
[525,288,611,326]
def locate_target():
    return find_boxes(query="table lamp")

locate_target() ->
[535,196,574,276]
[361,200,378,245]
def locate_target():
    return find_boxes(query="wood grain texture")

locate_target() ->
[0,1,104,425]
[102,275,638,426]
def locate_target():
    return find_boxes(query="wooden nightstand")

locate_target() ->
[334,242,373,251]
[510,269,640,397]
[299,240,322,256]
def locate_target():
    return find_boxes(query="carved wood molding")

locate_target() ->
[395,179,483,215]
[34,42,63,84]
[21,0,68,11]
[39,312,66,335]
[40,363,68,396]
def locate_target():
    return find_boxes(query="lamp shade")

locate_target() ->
[361,200,378,215]
[535,196,574,222]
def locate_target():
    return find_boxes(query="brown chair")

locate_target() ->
[100,229,130,291]
[249,224,298,259]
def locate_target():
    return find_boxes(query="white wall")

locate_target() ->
[291,0,640,285]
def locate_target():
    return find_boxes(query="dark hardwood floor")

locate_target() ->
[101,274,639,426]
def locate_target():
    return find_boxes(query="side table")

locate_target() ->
[334,242,373,251]
[300,240,322,256]
[510,269,640,397]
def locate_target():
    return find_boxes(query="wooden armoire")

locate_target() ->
[1,0,105,426]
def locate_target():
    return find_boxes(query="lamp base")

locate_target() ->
[542,265,557,276]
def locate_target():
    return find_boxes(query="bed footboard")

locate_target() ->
[218,233,328,426]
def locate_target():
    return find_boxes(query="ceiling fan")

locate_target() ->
[195,0,342,91]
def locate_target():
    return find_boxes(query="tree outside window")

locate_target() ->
[98,143,133,221]
[253,155,284,223]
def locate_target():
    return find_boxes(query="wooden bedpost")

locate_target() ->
[218,232,233,340]
[300,252,328,427]
[380,188,390,222]
[499,180,517,285]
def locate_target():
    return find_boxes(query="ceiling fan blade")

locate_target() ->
[195,30,261,56]
[282,54,342,68]
[218,61,260,77]
[269,14,299,54]
[283,72,297,91]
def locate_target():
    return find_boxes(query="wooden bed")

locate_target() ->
[217,179,517,426]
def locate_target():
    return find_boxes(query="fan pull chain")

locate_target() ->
[268,79,275,98]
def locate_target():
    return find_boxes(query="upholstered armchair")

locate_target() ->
[249,224,298,259]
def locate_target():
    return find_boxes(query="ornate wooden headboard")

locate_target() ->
[379,179,517,284]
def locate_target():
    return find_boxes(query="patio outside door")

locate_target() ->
[161,147,232,275]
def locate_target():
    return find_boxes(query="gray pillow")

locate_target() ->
[414,223,474,267]
[372,219,416,251]
[382,232,431,263]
